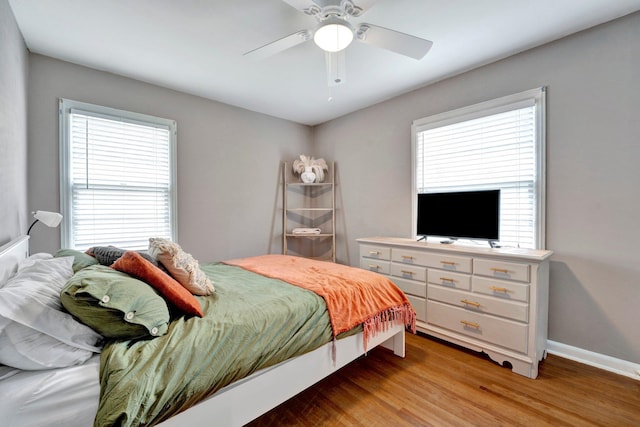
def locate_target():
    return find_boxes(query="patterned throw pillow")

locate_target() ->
[86,246,157,266]
[148,238,214,296]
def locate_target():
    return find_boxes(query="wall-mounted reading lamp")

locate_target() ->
[27,210,63,235]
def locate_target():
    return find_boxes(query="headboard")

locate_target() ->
[0,236,29,285]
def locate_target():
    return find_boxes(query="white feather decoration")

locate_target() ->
[292,155,329,182]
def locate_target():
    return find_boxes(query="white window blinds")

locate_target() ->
[60,99,177,250]
[412,88,546,249]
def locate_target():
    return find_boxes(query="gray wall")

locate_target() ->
[315,12,640,364]
[27,55,312,262]
[0,0,28,245]
[17,3,640,366]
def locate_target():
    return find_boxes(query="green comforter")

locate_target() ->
[95,263,337,426]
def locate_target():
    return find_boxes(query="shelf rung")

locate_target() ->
[286,208,333,212]
[286,233,333,238]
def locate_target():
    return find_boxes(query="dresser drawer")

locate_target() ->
[391,249,472,273]
[427,269,472,291]
[427,300,528,353]
[428,285,528,322]
[391,276,427,298]
[390,263,426,283]
[360,245,391,261]
[474,258,530,283]
[424,253,473,273]
[391,248,431,266]
[360,258,390,275]
[407,294,426,322]
[472,276,530,303]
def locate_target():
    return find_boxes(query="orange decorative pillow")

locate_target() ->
[111,251,203,317]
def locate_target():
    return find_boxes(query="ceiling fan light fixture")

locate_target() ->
[313,19,354,52]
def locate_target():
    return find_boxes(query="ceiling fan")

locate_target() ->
[244,0,433,86]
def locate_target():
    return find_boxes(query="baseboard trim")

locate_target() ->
[547,340,640,381]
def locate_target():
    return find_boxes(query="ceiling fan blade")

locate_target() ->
[281,0,322,16]
[325,50,346,86]
[343,0,377,17]
[244,30,312,60]
[356,23,433,60]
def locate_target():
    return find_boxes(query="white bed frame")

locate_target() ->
[0,236,406,427]
[0,236,29,285]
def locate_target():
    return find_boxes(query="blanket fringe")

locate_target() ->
[362,303,416,352]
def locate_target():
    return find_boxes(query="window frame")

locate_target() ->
[59,98,178,249]
[411,87,547,249]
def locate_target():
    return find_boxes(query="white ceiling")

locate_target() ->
[8,0,640,126]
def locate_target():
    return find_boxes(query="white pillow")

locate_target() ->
[0,255,102,370]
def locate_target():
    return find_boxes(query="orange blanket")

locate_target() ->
[224,255,415,349]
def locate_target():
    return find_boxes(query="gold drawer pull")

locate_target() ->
[440,277,455,283]
[400,270,414,276]
[489,286,509,293]
[460,299,481,308]
[401,255,414,260]
[490,267,509,274]
[441,260,456,266]
[460,320,480,329]
[368,251,380,255]
[368,264,380,270]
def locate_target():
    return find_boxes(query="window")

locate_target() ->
[59,99,177,250]
[411,88,546,249]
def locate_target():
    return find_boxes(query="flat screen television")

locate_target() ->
[416,190,500,242]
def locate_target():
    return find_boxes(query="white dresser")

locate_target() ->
[357,237,553,378]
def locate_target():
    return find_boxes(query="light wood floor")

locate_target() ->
[248,332,640,426]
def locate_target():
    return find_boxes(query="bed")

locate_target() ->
[0,236,413,426]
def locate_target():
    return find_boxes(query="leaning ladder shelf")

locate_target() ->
[283,161,336,262]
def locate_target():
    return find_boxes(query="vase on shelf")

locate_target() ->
[292,155,328,183]
[300,166,316,183]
